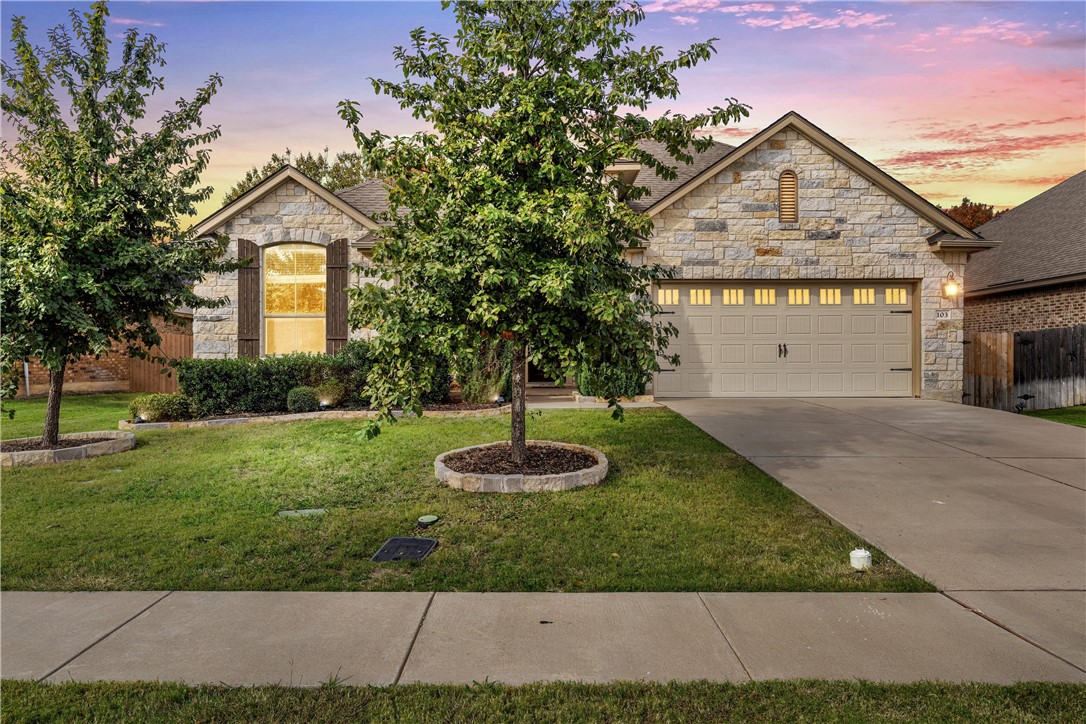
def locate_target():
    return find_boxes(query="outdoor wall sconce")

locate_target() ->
[942,272,961,298]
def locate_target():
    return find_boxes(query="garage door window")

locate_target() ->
[853,288,876,305]
[721,289,745,305]
[657,288,679,305]
[690,289,712,305]
[819,288,841,305]
[754,289,777,305]
[787,289,810,305]
[886,288,908,305]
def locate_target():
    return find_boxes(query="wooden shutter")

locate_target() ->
[237,239,261,358]
[779,171,798,223]
[326,238,349,354]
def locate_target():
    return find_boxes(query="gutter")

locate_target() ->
[964,272,1086,298]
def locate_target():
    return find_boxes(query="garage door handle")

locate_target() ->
[778,343,783,359]
[783,343,788,358]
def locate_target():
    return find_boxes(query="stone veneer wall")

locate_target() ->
[964,281,1086,333]
[193,180,370,358]
[645,128,968,401]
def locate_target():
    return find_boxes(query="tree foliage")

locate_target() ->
[1,1,238,443]
[338,0,748,458]
[939,197,1006,230]
[221,148,374,204]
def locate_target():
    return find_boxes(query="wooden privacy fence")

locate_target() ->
[963,324,1086,411]
[129,327,193,394]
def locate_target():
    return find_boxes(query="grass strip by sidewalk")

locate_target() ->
[3,680,1084,723]
[1,394,138,440]
[1,408,930,593]
[1024,405,1086,428]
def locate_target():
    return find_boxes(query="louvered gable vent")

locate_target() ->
[779,170,798,223]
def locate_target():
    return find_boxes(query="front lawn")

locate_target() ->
[1,393,138,440]
[1,408,930,592]
[1024,405,1086,428]
[4,680,1083,723]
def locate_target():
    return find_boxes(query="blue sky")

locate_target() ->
[4,1,1084,220]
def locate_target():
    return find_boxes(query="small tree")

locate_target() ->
[939,197,1006,230]
[339,0,747,462]
[222,148,375,204]
[1,1,239,445]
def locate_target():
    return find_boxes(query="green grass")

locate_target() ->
[1024,405,1086,428]
[0,406,930,593]
[1,393,138,440]
[3,680,1083,723]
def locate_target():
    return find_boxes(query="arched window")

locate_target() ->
[778,170,798,223]
[263,243,326,355]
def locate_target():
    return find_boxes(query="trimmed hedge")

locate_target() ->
[173,342,450,416]
[575,362,647,399]
[129,393,194,422]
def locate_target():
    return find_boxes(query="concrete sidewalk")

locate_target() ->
[2,591,1083,687]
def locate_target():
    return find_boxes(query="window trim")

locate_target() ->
[261,241,328,356]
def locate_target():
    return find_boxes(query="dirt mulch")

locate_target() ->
[443,442,597,476]
[421,402,504,412]
[0,437,115,453]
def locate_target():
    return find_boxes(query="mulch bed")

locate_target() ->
[443,442,597,476]
[421,402,504,412]
[0,437,115,453]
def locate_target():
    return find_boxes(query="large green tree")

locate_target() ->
[1,1,238,445]
[221,148,374,204]
[339,0,747,462]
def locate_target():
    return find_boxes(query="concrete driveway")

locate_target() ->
[666,397,1086,670]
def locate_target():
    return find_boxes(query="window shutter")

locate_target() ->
[779,171,798,223]
[326,238,349,354]
[237,239,260,358]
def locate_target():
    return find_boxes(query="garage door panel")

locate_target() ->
[654,282,914,398]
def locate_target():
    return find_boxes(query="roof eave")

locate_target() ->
[965,271,1086,298]
[644,111,981,241]
[192,165,381,238]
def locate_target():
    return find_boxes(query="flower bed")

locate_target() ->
[435,440,608,493]
[0,431,135,467]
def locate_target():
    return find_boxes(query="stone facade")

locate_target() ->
[644,129,968,401]
[193,180,370,358]
[964,281,1086,333]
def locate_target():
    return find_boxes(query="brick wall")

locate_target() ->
[14,316,192,397]
[964,281,1086,333]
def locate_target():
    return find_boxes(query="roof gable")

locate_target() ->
[193,165,380,237]
[966,171,1086,295]
[645,111,983,242]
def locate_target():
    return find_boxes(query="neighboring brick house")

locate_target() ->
[16,313,192,397]
[192,111,998,402]
[964,171,1086,333]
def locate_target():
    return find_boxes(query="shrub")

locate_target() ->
[576,362,647,399]
[129,393,193,422]
[456,340,513,403]
[173,342,448,415]
[421,354,452,405]
[316,379,346,407]
[287,386,320,413]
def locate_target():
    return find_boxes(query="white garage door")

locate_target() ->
[654,282,915,398]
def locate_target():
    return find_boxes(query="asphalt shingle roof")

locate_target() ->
[333,139,737,220]
[967,171,1086,293]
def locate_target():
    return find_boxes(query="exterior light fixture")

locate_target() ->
[942,272,961,298]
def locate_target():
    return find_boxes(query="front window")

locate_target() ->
[263,243,326,354]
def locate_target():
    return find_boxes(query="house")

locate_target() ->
[964,171,1086,333]
[192,111,997,402]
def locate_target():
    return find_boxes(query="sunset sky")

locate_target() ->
[3,1,1084,222]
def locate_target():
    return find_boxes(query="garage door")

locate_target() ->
[654,282,915,397]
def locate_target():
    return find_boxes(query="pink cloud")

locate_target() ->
[935,19,1050,47]
[744,9,892,31]
[672,15,700,26]
[109,17,165,28]
[881,132,1084,171]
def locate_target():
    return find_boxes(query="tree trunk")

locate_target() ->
[511,344,527,465]
[43,365,66,448]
